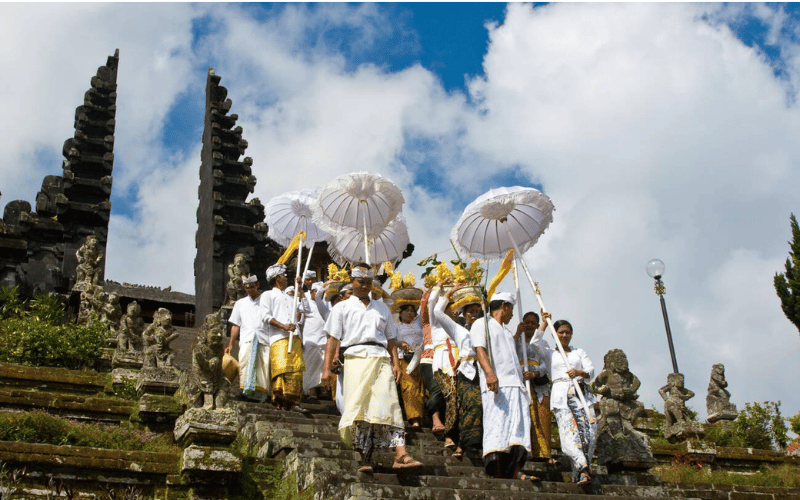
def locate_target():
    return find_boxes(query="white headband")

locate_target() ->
[266,264,287,281]
[242,275,258,284]
[492,291,516,306]
[303,270,317,279]
[351,266,374,278]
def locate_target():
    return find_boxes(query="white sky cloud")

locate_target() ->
[2,3,799,420]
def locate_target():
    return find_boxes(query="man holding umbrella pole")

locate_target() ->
[321,263,424,473]
[470,291,536,481]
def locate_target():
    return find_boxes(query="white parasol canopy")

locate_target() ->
[313,171,405,265]
[450,186,554,261]
[327,213,410,266]
[312,172,404,238]
[264,188,329,247]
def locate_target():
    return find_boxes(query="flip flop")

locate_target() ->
[444,440,457,451]
[357,462,373,474]
[431,425,446,437]
[451,449,464,459]
[576,471,591,485]
[392,453,423,470]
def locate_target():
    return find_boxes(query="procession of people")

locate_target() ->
[223,253,598,483]
[221,175,600,482]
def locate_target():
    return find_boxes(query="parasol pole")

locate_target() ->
[360,200,370,266]
[288,233,304,354]
[512,260,533,402]
[503,225,594,423]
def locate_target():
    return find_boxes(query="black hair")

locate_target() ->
[398,304,417,315]
[553,319,573,333]
[523,311,539,323]
[488,299,508,312]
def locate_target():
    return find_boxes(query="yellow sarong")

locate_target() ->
[522,358,552,459]
[339,355,404,445]
[270,336,305,405]
[398,358,425,420]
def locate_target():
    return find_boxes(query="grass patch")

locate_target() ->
[651,463,800,488]
[0,410,177,453]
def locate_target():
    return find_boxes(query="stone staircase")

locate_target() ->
[236,396,692,500]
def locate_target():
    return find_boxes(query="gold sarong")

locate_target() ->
[270,336,305,405]
[521,358,552,459]
[239,341,271,395]
[339,355,404,446]
[530,395,552,459]
[398,358,425,420]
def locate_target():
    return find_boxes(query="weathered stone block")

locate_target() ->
[174,407,238,447]
[180,444,241,475]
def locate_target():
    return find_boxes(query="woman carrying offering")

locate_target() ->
[532,312,597,485]
[394,303,425,428]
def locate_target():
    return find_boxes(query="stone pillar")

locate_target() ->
[194,68,281,321]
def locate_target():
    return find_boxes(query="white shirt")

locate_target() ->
[302,291,327,346]
[261,287,311,344]
[426,287,458,371]
[531,327,594,409]
[470,316,525,392]
[430,289,477,381]
[229,294,269,345]
[395,315,423,356]
[323,295,397,358]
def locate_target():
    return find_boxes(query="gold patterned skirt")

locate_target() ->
[398,358,425,420]
[270,336,305,405]
[530,395,552,459]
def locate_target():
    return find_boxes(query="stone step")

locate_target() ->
[346,482,664,500]
[0,387,134,423]
[359,473,669,497]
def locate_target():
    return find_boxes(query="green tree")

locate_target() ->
[774,213,800,335]
[733,401,789,450]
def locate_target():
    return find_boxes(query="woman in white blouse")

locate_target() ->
[532,313,597,485]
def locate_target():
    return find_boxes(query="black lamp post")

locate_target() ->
[646,259,679,374]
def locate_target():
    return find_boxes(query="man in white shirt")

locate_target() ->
[321,263,424,474]
[261,263,309,412]
[470,292,534,480]
[226,275,270,402]
[301,271,327,398]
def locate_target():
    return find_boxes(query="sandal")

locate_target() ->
[576,470,591,485]
[451,448,464,459]
[431,424,446,437]
[444,439,457,451]
[357,462,373,474]
[392,453,423,470]
[516,472,539,482]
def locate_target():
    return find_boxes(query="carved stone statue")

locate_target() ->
[142,308,179,369]
[77,284,104,325]
[659,372,704,442]
[100,292,122,331]
[74,235,103,291]
[224,253,249,307]
[117,301,145,352]
[185,311,230,410]
[706,363,737,423]
[593,349,654,470]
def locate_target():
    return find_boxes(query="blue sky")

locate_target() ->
[3,2,800,421]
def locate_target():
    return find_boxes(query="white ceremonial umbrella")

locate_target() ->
[264,188,329,247]
[451,186,554,262]
[327,213,410,266]
[264,188,329,353]
[450,186,594,421]
[312,172,405,265]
